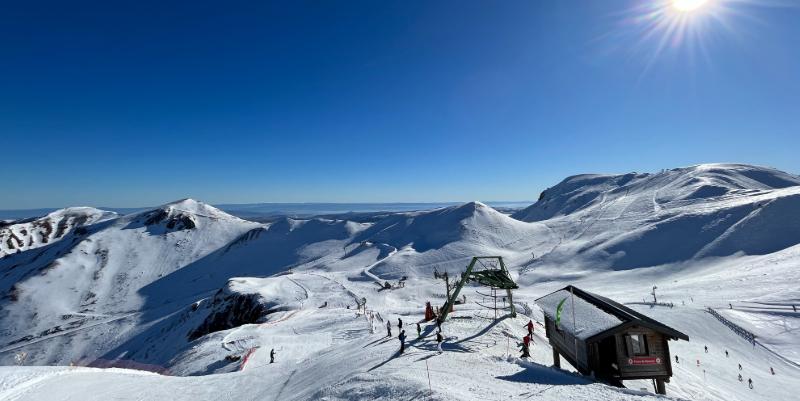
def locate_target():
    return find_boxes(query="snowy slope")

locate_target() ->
[0,207,117,258]
[513,164,800,270]
[0,199,260,366]
[2,164,800,401]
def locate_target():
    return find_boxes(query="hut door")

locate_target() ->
[597,336,618,376]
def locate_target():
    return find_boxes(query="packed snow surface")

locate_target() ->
[1,164,799,401]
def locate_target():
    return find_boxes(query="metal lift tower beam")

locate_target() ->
[439,256,518,322]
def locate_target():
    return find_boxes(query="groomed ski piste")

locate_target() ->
[1,163,799,401]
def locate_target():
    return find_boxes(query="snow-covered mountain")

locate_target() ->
[513,163,800,270]
[0,199,260,366]
[0,207,117,258]
[2,164,800,401]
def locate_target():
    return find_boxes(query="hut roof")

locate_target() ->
[536,285,689,342]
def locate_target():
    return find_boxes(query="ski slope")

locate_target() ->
[1,163,799,400]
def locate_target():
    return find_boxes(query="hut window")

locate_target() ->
[626,333,649,356]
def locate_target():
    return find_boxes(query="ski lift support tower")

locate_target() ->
[439,256,518,322]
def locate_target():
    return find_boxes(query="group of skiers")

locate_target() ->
[389,317,445,354]
[676,344,774,390]
[518,320,535,358]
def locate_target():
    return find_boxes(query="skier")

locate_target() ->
[770,367,775,375]
[398,317,403,330]
[523,334,531,349]
[270,348,275,364]
[416,322,422,338]
[748,378,753,389]
[738,373,743,382]
[675,355,679,364]
[525,320,534,336]
[519,341,530,358]
[436,330,443,353]
[738,363,742,371]
[387,321,392,337]
[793,305,797,312]
[398,330,406,354]
[725,350,729,358]
[729,303,733,309]
[704,345,708,353]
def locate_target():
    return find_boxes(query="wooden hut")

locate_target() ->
[536,285,689,395]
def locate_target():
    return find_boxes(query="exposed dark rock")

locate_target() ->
[188,292,269,341]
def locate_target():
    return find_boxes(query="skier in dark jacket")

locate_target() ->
[519,341,530,358]
[270,348,275,364]
[387,321,392,337]
[399,330,407,353]
[704,345,708,353]
[416,323,422,338]
[675,355,679,364]
[398,317,403,330]
[748,378,753,389]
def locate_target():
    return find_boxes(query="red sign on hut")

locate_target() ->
[628,356,661,365]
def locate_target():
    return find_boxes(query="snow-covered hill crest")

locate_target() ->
[0,207,117,258]
[514,163,800,270]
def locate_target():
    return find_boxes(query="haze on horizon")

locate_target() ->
[2,0,799,209]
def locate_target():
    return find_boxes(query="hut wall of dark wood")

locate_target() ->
[608,325,673,380]
[543,315,590,373]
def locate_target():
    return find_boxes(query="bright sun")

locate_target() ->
[672,0,710,12]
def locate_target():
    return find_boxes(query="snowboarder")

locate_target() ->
[748,378,753,389]
[270,348,275,364]
[416,322,422,338]
[739,363,742,371]
[725,350,729,357]
[398,330,406,354]
[398,317,403,330]
[387,321,392,337]
[675,355,679,363]
[704,345,708,353]
[436,330,443,353]
[525,320,534,335]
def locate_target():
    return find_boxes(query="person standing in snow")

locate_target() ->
[436,331,443,353]
[416,323,422,338]
[387,321,392,337]
[525,320,534,336]
[519,341,530,358]
[398,330,406,354]
[748,378,753,389]
[398,317,403,330]
[270,348,275,364]
[729,303,733,309]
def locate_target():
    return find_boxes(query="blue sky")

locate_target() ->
[2,0,799,209]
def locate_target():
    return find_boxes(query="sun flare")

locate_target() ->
[672,0,710,12]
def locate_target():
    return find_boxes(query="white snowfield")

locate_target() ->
[1,163,799,401]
